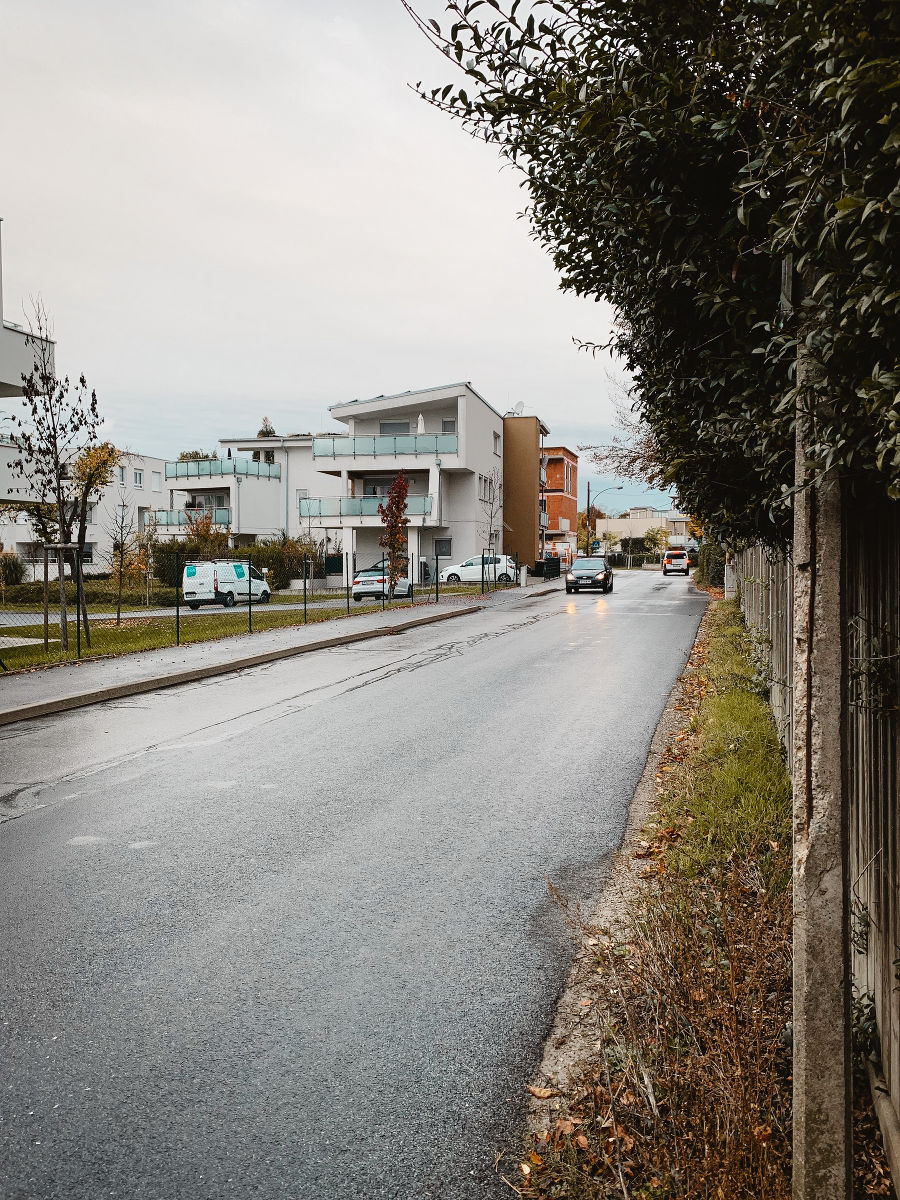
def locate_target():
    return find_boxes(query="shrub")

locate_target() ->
[0,551,26,595]
[695,542,726,589]
[152,537,326,591]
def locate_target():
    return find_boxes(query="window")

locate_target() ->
[118,466,125,484]
[478,475,495,502]
[363,476,394,496]
[493,432,501,455]
[86,503,96,525]
[134,469,143,488]
[380,420,410,437]
[152,471,162,492]
[434,538,452,557]
[252,450,260,462]
[442,418,456,434]
[264,449,275,465]
[81,544,94,565]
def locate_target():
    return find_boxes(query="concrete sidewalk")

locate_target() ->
[0,583,563,727]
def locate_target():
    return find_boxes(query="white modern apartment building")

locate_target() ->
[0,219,52,403]
[157,383,506,577]
[0,446,168,575]
[596,506,691,547]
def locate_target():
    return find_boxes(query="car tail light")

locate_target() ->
[213,570,218,589]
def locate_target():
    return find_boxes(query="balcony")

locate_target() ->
[539,466,548,485]
[312,434,458,460]
[300,495,433,519]
[165,458,281,480]
[540,511,549,529]
[153,508,232,527]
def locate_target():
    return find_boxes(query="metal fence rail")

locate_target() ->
[0,548,521,673]
[733,491,900,1139]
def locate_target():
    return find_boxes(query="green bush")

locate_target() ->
[695,543,726,589]
[0,551,26,591]
[153,538,325,591]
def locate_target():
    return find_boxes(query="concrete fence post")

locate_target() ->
[791,304,852,1198]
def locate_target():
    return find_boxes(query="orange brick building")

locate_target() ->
[543,446,578,557]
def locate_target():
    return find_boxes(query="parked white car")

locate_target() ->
[182,560,271,609]
[351,559,412,601]
[439,554,517,584]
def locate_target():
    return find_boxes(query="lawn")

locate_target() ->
[0,598,410,672]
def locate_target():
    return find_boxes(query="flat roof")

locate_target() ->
[329,381,504,421]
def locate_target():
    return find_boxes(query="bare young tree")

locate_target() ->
[9,301,104,644]
[104,498,136,626]
[477,466,503,551]
[579,377,666,489]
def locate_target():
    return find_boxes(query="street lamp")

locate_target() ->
[585,484,623,554]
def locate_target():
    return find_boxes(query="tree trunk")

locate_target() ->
[116,553,124,626]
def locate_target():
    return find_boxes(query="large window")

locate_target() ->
[152,471,162,492]
[117,465,125,484]
[134,469,143,489]
[379,420,410,436]
[363,476,395,496]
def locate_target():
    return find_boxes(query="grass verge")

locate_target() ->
[0,600,409,672]
[514,598,894,1199]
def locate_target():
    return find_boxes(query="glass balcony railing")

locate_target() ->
[539,511,550,529]
[165,458,281,480]
[153,508,232,527]
[300,495,433,518]
[312,434,458,459]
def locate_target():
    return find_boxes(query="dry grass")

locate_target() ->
[513,599,895,1199]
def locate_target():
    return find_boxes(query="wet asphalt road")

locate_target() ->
[0,571,706,1200]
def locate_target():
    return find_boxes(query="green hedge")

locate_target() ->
[695,543,726,589]
[153,540,325,591]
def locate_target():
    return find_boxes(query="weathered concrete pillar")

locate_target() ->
[791,327,852,1197]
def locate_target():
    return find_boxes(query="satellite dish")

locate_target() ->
[513,401,524,415]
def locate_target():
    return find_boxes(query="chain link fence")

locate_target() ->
[0,547,522,673]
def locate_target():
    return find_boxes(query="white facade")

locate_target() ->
[0,220,55,400]
[596,506,691,547]
[156,383,507,578]
[157,451,294,544]
[0,445,168,575]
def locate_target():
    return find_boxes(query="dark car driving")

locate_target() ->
[565,556,614,594]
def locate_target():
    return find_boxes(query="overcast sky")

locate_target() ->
[1,0,673,510]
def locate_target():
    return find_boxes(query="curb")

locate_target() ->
[0,605,483,729]
[525,590,710,1130]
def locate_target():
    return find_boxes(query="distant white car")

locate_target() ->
[662,549,690,577]
[439,554,517,584]
[182,560,271,609]
[352,559,412,601]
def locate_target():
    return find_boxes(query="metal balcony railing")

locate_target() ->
[311,434,458,459]
[300,495,433,518]
[164,458,281,480]
[153,508,232,527]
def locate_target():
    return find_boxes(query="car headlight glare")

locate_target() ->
[566,572,576,581]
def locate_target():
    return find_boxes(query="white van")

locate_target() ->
[181,561,271,609]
